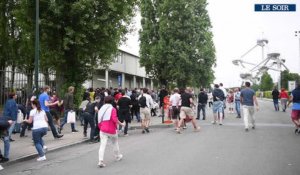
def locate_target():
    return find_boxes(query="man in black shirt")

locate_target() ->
[117,90,132,136]
[197,88,208,120]
[272,87,280,111]
[212,84,225,125]
[176,87,200,134]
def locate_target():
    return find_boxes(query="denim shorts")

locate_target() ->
[213,101,223,113]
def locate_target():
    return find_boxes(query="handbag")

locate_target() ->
[17,110,24,124]
[67,111,76,123]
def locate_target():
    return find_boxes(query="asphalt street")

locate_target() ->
[1,99,300,175]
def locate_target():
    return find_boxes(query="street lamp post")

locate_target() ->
[34,0,39,95]
[295,31,300,74]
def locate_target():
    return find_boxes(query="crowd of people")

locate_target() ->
[0,81,300,168]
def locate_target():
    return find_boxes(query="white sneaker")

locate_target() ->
[116,154,123,161]
[37,155,46,161]
[211,121,216,124]
[98,162,106,168]
[43,146,48,153]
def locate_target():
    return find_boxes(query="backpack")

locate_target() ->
[138,95,147,108]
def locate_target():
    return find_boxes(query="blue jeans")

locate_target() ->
[235,101,241,116]
[83,112,95,141]
[60,110,75,131]
[273,99,279,111]
[8,121,16,139]
[0,136,10,158]
[32,127,48,157]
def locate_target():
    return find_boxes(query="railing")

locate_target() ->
[0,68,56,106]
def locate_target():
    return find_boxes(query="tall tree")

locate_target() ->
[0,0,21,91]
[260,72,274,91]
[12,0,138,103]
[140,0,216,88]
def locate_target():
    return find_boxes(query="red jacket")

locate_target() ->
[279,91,289,99]
[98,108,118,134]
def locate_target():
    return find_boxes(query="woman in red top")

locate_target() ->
[279,88,289,112]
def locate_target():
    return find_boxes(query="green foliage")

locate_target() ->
[259,72,274,91]
[59,83,85,108]
[251,83,260,91]
[263,91,272,98]
[140,0,216,88]
[2,0,139,106]
[281,70,300,89]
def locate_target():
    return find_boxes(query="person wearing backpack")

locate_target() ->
[138,88,154,133]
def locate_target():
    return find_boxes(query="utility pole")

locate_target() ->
[34,0,39,95]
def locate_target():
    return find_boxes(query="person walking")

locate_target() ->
[176,87,200,133]
[49,92,63,131]
[240,82,259,132]
[219,83,227,118]
[287,83,300,134]
[158,86,168,117]
[212,84,225,125]
[227,89,234,113]
[0,116,13,163]
[197,88,208,120]
[60,86,78,133]
[20,95,36,137]
[272,87,280,111]
[3,92,18,142]
[169,88,181,128]
[81,97,97,143]
[117,90,132,136]
[234,88,241,118]
[130,90,141,122]
[23,100,48,161]
[279,88,289,112]
[138,88,154,133]
[39,86,63,139]
[98,96,125,168]
[207,91,213,108]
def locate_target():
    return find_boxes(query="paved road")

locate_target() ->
[1,99,300,175]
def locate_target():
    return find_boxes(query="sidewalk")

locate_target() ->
[1,116,171,167]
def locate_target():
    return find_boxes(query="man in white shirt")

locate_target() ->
[138,88,154,133]
[169,88,181,128]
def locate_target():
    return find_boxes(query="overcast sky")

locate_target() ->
[120,0,300,88]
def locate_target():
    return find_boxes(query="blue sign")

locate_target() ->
[255,4,296,12]
[118,75,122,87]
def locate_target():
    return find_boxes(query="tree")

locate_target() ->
[260,72,274,91]
[281,70,300,89]
[0,0,22,91]
[140,0,216,88]
[11,0,138,104]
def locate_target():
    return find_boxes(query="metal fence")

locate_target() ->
[0,67,56,107]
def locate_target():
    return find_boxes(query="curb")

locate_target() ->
[2,138,90,167]
[129,123,173,130]
[2,123,172,167]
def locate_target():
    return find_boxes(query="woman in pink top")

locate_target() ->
[98,96,124,168]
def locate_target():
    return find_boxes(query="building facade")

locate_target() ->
[83,49,154,90]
